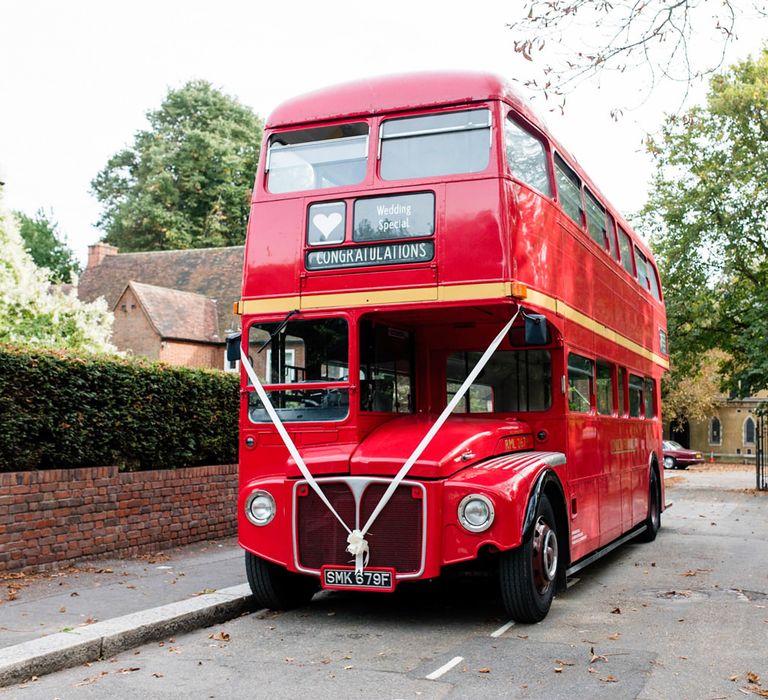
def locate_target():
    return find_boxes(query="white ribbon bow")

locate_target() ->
[345,529,370,574]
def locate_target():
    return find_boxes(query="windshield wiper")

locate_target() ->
[257,309,299,354]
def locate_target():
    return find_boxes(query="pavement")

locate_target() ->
[0,537,253,686]
[0,463,765,694]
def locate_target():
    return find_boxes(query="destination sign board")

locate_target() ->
[353,192,434,242]
[306,241,434,271]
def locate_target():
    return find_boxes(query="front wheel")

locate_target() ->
[499,494,559,623]
[245,552,319,610]
[663,456,675,470]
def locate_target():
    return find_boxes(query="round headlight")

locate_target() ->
[245,490,275,526]
[458,494,495,533]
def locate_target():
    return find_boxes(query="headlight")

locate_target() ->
[458,494,495,533]
[245,490,276,526]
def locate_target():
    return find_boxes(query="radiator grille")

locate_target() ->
[295,481,423,575]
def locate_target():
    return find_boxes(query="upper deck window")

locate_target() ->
[617,226,635,276]
[380,108,491,181]
[554,154,583,226]
[635,246,650,291]
[647,263,662,301]
[266,123,368,194]
[584,189,609,251]
[504,116,551,196]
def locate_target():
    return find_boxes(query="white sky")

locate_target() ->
[1,0,765,265]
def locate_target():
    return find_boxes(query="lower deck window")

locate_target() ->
[567,353,593,413]
[359,321,414,413]
[447,350,551,413]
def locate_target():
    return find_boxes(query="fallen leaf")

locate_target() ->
[117,667,140,673]
[83,617,97,625]
[554,667,563,673]
[152,673,163,678]
[478,667,491,673]
[730,675,740,682]
[611,607,621,614]
[59,607,66,613]
[344,665,353,670]
[195,588,217,596]
[70,592,79,597]
[601,675,618,683]
[590,648,608,663]
[95,569,113,574]
[285,657,295,663]
[608,633,621,640]
[517,634,529,640]
[209,632,230,642]
[747,672,761,685]
[555,659,575,666]
[748,689,768,698]
[587,667,597,674]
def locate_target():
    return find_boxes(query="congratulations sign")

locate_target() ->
[306,241,434,270]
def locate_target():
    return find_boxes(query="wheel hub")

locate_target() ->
[532,516,558,593]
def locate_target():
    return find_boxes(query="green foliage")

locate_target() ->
[640,48,768,400]
[14,209,80,283]
[91,80,263,252]
[0,344,238,472]
[0,201,114,353]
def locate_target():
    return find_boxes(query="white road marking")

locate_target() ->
[426,655,464,680]
[490,620,515,638]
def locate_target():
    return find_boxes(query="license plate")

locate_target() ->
[320,566,395,592]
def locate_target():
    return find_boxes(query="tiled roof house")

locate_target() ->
[78,243,244,369]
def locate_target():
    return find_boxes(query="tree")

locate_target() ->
[92,81,263,252]
[639,49,768,399]
[0,197,115,353]
[15,208,80,283]
[508,1,765,114]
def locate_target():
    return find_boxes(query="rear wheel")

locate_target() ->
[245,552,319,610]
[636,469,661,543]
[499,494,559,623]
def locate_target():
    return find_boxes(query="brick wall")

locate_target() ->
[112,286,161,359]
[0,464,237,573]
[160,340,223,369]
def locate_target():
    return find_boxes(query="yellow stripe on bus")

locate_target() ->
[237,282,669,370]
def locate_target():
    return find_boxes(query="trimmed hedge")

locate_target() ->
[0,344,238,472]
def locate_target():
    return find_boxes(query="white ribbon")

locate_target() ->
[352,307,522,562]
[239,306,520,575]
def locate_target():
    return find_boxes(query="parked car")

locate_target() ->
[662,440,704,469]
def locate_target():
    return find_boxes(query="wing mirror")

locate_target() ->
[524,314,548,345]
[226,332,242,362]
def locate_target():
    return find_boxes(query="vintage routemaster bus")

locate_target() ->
[227,72,668,623]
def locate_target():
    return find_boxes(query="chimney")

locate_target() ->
[87,242,118,268]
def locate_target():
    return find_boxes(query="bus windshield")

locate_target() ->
[267,123,369,194]
[247,318,349,422]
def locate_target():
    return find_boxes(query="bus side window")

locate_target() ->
[644,377,656,418]
[567,353,593,413]
[504,115,552,196]
[617,226,635,276]
[605,211,618,259]
[596,361,614,415]
[628,374,644,417]
[648,263,662,301]
[554,154,583,227]
[635,247,650,291]
[584,188,608,251]
[618,367,627,415]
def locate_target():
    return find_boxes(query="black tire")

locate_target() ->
[636,469,661,543]
[245,551,319,610]
[499,494,559,623]
[663,456,675,470]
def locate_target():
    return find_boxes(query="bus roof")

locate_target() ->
[266,71,539,129]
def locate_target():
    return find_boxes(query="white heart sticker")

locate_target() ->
[313,212,343,239]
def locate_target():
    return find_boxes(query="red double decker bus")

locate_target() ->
[228,72,668,622]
